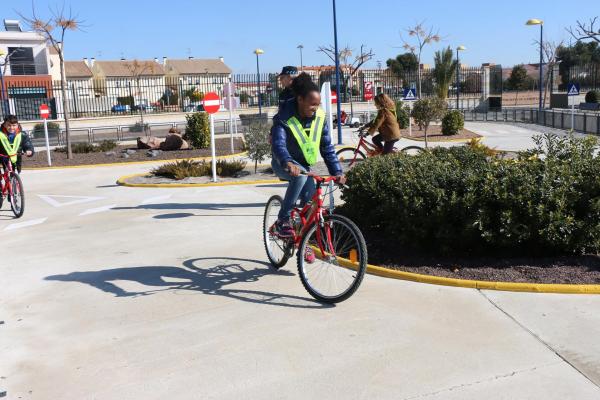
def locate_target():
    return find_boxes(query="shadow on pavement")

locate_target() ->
[112,203,265,211]
[45,257,333,309]
[153,213,262,219]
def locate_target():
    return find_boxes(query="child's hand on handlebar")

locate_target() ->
[336,175,347,185]
[286,162,301,177]
[25,151,33,157]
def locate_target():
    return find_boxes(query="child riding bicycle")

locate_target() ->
[362,93,401,155]
[271,73,346,238]
[0,115,34,173]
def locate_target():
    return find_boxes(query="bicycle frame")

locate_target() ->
[344,132,383,167]
[289,175,339,258]
[0,154,16,198]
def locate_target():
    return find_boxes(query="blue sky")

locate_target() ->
[4,0,598,73]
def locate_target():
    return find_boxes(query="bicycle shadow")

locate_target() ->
[112,203,265,211]
[45,257,333,309]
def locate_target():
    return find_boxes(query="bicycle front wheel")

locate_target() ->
[336,147,365,169]
[297,214,367,303]
[9,172,24,218]
[263,195,292,269]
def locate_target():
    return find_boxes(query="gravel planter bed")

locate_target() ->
[401,125,480,141]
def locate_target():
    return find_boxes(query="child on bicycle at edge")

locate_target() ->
[271,73,346,238]
[0,115,34,174]
[363,93,401,155]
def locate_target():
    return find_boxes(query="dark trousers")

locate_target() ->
[372,134,398,155]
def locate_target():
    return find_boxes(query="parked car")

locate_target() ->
[333,110,361,128]
[184,102,205,112]
[111,104,131,113]
[132,102,155,112]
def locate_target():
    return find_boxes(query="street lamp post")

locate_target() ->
[456,45,466,110]
[0,50,6,116]
[297,45,304,71]
[526,19,544,116]
[254,48,264,117]
[332,0,343,145]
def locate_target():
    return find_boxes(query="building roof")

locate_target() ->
[65,61,92,78]
[165,59,231,75]
[94,60,165,77]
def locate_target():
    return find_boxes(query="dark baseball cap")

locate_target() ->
[279,66,298,76]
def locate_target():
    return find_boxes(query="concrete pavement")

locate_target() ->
[2,122,600,399]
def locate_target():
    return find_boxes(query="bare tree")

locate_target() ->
[317,44,374,117]
[400,22,442,98]
[567,17,600,43]
[124,60,156,135]
[19,5,83,159]
[534,39,565,107]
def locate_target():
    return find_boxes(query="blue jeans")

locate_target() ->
[271,159,316,221]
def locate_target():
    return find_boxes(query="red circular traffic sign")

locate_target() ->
[40,104,50,119]
[331,90,337,104]
[364,82,374,101]
[203,92,221,114]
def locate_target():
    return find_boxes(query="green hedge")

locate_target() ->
[183,112,210,149]
[585,90,599,103]
[339,134,600,255]
[441,110,464,136]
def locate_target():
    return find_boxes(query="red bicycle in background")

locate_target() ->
[0,154,25,218]
[263,173,367,303]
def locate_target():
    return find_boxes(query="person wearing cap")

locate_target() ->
[278,66,298,112]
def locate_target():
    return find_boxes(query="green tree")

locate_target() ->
[243,122,271,173]
[386,52,418,78]
[432,46,457,99]
[411,97,447,147]
[506,65,532,106]
[183,112,210,149]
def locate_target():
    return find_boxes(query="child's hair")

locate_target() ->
[168,127,181,134]
[374,93,395,111]
[3,115,18,125]
[291,72,319,98]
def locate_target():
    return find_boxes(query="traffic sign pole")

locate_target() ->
[228,81,234,154]
[43,118,52,166]
[210,113,217,182]
[567,83,580,132]
[39,104,52,166]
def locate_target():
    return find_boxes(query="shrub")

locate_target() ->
[129,122,149,133]
[185,89,204,103]
[54,140,117,154]
[244,122,271,172]
[411,97,447,144]
[151,159,210,180]
[585,90,599,103]
[183,112,210,149]
[216,159,247,177]
[161,91,179,106]
[97,140,117,152]
[31,122,60,139]
[339,134,600,256]
[395,101,411,129]
[441,110,465,136]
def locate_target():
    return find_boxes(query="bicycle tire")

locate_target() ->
[9,172,24,218]
[263,195,291,269]
[401,146,425,155]
[336,147,366,168]
[297,214,367,303]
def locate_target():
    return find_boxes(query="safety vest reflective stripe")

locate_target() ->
[0,134,21,164]
[286,109,325,166]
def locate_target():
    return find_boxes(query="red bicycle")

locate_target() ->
[263,173,367,303]
[336,127,424,168]
[0,154,25,218]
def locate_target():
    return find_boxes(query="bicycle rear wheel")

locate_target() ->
[336,147,365,169]
[263,195,292,269]
[9,172,24,218]
[297,214,367,303]
[401,145,425,156]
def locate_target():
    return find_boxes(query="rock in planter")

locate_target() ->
[126,149,137,155]
[147,150,162,158]
[105,151,116,157]
[120,153,130,159]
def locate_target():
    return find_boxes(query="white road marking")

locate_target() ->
[141,195,172,205]
[79,204,117,216]
[4,217,48,231]
[38,194,105,208]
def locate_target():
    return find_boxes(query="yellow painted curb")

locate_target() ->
[331,254,600,294]
[403,136,478,143]
[117,172,282,188]
[23,151,248,171]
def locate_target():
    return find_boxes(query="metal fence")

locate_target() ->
[560,63,600,92]
[462,108,600,135]
[0,66,487,121]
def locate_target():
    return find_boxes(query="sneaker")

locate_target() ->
[274,219,294,238]
[304,246,316,264]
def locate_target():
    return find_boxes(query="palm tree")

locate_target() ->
[433,47,457,100]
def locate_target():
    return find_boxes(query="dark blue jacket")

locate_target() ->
[271,99,342,176]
